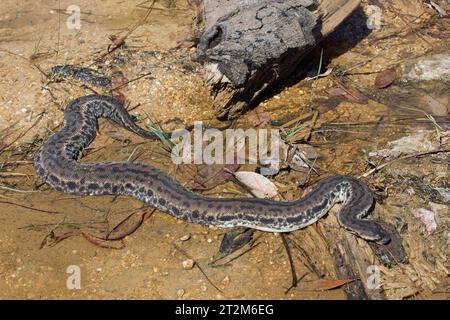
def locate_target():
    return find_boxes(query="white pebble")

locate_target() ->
[182,259,195,270]
[176,289,185,297]
[412,208,437,233]
[179,234,191,241]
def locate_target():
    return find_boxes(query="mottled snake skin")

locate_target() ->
[34,95,390,244]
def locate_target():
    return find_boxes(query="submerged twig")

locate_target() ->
[0,185,38,193]
[173,243,223,293]
[360,149,450,178]
[0,200,60,214]
[281,234,298,294]
[110,72,153,92]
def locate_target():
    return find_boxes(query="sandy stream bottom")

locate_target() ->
[0,0,448,299]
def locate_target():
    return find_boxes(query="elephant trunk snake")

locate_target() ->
[34,95,390,244]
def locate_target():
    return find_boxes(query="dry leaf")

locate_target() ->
[108,34,126,52]
[233,171,279,199]
[82,233,126,249]
[111,71,129,90]
[306,278,355,291]
[314,97,343,113]
[106,210,154,240]
[369,130,441,158]
[329,85,369,104]
[193,163,240,190]
[374,68,396,89]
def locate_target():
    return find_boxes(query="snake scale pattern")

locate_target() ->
[34,95,390,244]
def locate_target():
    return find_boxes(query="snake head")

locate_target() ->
[372,225,391,245]
[351,222,391,245]
[375,233,391,245]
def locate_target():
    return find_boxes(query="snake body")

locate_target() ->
[50,65,112,88]
[34,95,390,244]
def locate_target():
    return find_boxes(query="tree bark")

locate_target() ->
[194,0,361,120]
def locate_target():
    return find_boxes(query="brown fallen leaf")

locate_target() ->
[40,210,154,249]
[192,163,240,191]
[374,68,396,89]
[41,229,124,250]
[40,230,79,249]
[303,278,355,291]
[111,71,129,90]
[82,233,126,249]
[314,97,343,113]
[329,85,369,104]
[108,34,126,52]
[106,209,155,240]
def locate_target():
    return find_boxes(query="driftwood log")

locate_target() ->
[193,0,361,119]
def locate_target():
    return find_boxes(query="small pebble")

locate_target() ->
[179,234,191,241]
[182,259,195,270]
[176,289,185,297]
